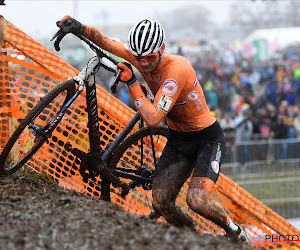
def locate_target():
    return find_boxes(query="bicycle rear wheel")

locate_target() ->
[0,79,75,175]
[106,126,168,216]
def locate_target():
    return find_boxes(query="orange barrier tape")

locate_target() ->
[0,16,299,249]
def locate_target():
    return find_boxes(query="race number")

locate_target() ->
[157,95,173,113]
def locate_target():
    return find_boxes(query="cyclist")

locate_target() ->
[58,15,251,246]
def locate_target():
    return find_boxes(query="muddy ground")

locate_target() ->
[0,170,253,250]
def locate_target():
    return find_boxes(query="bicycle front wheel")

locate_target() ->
[0,79,75,175]
[106,126,168,216]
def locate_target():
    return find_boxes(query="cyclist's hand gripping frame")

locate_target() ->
[51,20,123,94]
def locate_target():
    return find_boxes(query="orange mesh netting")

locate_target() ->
[0,16,299,249]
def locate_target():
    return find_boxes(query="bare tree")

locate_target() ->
[229,0,300,35]
[157,4,216,41]
[155,0,300,42]
[284,0,300,27]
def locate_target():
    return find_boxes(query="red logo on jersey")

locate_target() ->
[134,99,143,108]
[211,161,219,174]
[162,79,178,96]
[187,91,199,101]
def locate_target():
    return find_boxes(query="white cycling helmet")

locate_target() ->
[127,17,165,56]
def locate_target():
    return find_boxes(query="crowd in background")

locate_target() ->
[191,47,300,144]
[186,44,300,162]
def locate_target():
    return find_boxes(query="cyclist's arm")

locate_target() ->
[128,64,186,128]
[82,25,136,64]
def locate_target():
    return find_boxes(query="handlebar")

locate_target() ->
[77,34,119,65]
[51,23,122,93]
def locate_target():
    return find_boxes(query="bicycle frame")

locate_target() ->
[42,52,155,198]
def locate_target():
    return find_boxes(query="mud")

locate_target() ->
[0,170,253,250]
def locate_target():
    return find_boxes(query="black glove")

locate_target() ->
[117,62,137,86]
[57,15,84,35]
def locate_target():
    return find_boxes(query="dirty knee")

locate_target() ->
[186,189,210,215]
[186,192,201,211]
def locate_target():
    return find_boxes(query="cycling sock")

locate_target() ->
[226,216,238,232]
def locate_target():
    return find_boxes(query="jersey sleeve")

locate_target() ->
[82,25,137,66]
[128,64,187,127]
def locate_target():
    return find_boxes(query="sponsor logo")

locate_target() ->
[134,99,143,109]
[187,91,199,101]
[211,161,219,174]
[186,90,205,111]
[162,79,178,96]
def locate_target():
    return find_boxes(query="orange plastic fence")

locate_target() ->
[1,16,299,249]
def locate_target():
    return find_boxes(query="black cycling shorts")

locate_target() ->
[154,121,226,188]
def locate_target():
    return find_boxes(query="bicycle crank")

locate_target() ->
[64,142,130,196]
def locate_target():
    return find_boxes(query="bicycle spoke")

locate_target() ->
[107,127,168,216]
[0,80,75,175]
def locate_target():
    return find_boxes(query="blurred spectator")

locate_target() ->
[177,45,183,56]
[278,100,288,117]
[221,111,235,163]
[293,109,300,138]
[266,103,277,127]
[286,125,298,158]
[272,115,288,139]
[220,112,235,132]
[258,109,271,140]
[294,75,300,99]
[264,79,277,106]
[213,108,223,123]
[271,115,288,160]
[293,65,300,98]
[255,108,270,160]
[234,108,253,163]
[284,83,297,106]
[285,105,296,127]
[205,79,218,110]
[275,86,286,108]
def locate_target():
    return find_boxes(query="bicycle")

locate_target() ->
[0,22,168,218]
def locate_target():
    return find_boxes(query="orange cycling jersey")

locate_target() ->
[83,26,216,132]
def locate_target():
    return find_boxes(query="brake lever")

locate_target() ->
[111,68,123,94]
[50,21,64,41]
[51,20,73,51]
[54,32,67,51]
